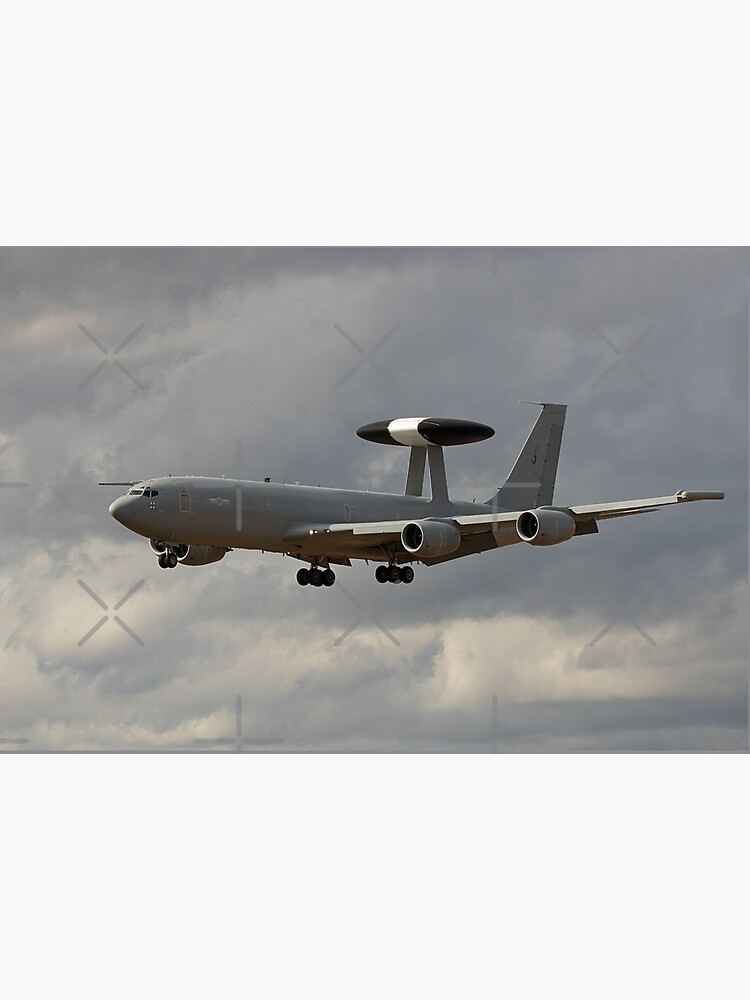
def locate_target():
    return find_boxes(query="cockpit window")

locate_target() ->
[127,487,159,497]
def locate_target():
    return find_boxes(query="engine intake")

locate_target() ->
[516,509,576,546]
[176,544,227,566]
[401,520,461,557]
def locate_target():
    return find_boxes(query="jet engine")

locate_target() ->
[516,509,576,546]
[401,520,461,557]
[150,539,225,565]
[176,544,227,566]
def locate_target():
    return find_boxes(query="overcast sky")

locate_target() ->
[0,247,746,750]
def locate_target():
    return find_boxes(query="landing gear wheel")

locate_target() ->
[399,566,415,584]
[323,569,336,587]
[158,552,169,569]
[167,552,178,569]
[387,564,401,584]
[297,568,310,586]
[310,568,324,587]
[375,565,389,584]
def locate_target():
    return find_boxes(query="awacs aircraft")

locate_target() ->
[102,403,724,587]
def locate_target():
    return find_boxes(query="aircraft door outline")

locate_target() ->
[176,482,192,513]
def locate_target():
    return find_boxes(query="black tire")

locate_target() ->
[167,552,178,568]
[297,568,310,586]
[310,568,324,587]
[323,569,336,587]
[158,552,169,569]
[400,566,415,584]
[387,564,401,584]
[375,565,389,583]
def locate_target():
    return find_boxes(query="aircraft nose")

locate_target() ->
[109,495,130,524]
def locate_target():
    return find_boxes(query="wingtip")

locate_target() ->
[676,491,725,501]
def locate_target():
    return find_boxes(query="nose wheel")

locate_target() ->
[375,564,414,584]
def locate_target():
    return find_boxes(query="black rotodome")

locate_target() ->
[357,418,495,446]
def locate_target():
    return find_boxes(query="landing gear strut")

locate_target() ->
[375,564,415,584]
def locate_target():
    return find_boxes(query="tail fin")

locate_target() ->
[486,402,567,510]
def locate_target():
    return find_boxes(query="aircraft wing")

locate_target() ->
[284,491,724,555]
[453,490,725,532]
[564,490,725,520]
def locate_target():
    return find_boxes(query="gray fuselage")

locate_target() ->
[108,476,495,563]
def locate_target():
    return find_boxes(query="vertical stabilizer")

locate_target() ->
[487,402,567,510]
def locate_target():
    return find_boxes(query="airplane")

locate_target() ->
[102,402,724,587]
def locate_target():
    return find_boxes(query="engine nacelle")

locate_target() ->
[516,509,576,546]
[401,520,461,557]
[176,544,227,566]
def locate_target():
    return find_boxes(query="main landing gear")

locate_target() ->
[158,551,178,569]
[375,564,414,584]
[297,567,336,587]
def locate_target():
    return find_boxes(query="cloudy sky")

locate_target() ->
[0,247,746,751]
